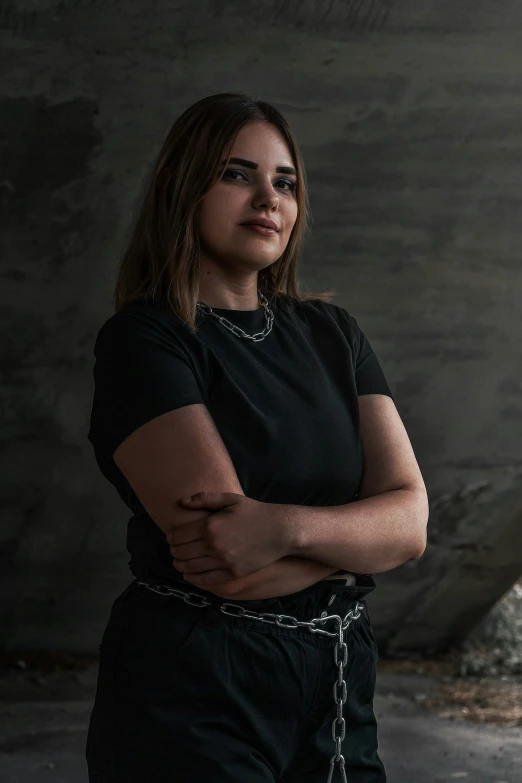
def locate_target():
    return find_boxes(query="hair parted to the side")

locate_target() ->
[112,92,336,334]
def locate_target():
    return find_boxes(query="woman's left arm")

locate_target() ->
[285,395,429,573]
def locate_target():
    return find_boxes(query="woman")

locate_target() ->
[86,92,428,782]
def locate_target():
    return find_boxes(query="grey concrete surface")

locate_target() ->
[3,0,522,657]
[0,666,520,782]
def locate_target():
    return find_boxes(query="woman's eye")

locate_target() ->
[223,169,246,182]
[223,169,295,191]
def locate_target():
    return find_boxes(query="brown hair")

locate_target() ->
[112,92,336,334]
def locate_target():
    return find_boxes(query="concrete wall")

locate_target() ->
[2,0,522,655]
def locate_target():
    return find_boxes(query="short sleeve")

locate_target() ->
[88,311,204,461]
[346,313,394,400]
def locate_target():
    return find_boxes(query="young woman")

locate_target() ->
[86,92,428,782]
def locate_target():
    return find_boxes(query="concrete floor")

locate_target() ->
[0,663,520,782]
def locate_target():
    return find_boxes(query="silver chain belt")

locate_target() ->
[133,576,365,783]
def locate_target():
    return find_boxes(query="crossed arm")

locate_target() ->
[114,394,428,602]
[174,394,429,600]
[177,485,427,600]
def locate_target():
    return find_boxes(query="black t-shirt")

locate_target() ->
[87,295,394,585]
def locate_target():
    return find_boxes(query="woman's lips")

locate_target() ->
[240,224,277,236]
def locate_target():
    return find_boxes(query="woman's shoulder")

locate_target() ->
[102,297,192,332]
[93,298,195,356]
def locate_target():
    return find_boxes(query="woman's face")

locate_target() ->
[198,121,298,278]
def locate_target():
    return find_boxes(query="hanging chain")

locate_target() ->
[133,577,363,782]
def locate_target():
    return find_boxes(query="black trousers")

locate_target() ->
[86,573,386,782]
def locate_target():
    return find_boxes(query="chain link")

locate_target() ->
[133,577,364,782]
[196,290,274,342]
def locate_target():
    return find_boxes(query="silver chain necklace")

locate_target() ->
[196,291,274,342]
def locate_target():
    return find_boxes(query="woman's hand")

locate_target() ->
[204,556,342,600]
[166,491,292,586]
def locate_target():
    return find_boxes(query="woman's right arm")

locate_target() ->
[113,402,338,599]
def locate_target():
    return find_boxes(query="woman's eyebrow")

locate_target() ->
[221,157,297,176]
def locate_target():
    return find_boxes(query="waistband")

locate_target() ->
[133,571,376,618]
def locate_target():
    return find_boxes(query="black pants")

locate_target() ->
[86,573,386,782]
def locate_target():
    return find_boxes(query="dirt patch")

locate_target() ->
[377,651,522,727]
[423,677,522,726]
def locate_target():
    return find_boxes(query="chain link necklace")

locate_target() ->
[196,290,274,342]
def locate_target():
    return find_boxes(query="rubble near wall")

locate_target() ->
[459,578,522,677]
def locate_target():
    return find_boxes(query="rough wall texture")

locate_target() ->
[2,0,522,654]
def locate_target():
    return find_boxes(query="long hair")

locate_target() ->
[113,92,336,334]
